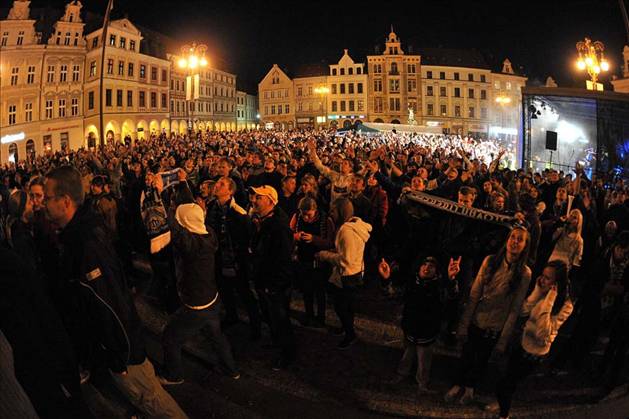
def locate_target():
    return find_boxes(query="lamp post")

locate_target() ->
[178,43,208,136]
[575,38,609,89]
[313,85,330,129]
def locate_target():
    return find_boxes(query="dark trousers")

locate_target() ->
[331,283,358,338]
[496,345,541,417]
[297,262,327,321]
[148,247,178,313]
[457,324,498,388]
[162,303,237,380]
[258,289,296,362]
[601,318,629,389]
[217,269,262,333]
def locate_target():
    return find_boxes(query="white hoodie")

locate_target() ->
[318,217,372,288]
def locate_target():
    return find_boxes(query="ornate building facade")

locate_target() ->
[258,64,294,130]
[327,49,369,128]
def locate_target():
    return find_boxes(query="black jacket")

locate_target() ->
[206,198,252,273]
[250,207,294,291]
[57,204,145,372]
[169,209,219,307]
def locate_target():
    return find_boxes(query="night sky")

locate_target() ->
[32,0,629,93]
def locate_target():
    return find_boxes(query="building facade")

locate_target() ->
[611,45,629,93]
[294,75,326,128]
[258,64,294,130]
[236,90,259,130]
[82,18,171,144]
[367,29,421,124]
[489,59,527,141]
[1,0,86,162]
[327,49,368,128]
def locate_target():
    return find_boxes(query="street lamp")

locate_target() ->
[178,43,208,135]
[313,85,330,129]
[575,38,609,89]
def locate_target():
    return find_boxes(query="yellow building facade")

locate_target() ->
[294,75,327,128]
[258,64,295,130]
[327,49,369,128]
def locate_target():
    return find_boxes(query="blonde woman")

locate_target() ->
[549,208,584,271]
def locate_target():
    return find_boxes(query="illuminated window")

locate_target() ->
[25,102,33,121]
[27,66,35,84]
[58,99,66,117]
[10,67,19,86]
[71,98,79,116]
[8,105,16,125]
[45,100,53,119]
[60,65,68,82]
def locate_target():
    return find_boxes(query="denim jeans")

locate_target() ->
[162,303,237,380]
[258,288,296,362]
[397,338,434,386]
[110,358,188,419]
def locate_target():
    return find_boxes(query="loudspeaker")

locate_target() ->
[545,131,557,151]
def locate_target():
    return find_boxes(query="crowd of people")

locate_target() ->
[0,128,627,419]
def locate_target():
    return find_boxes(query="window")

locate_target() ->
[128,63,134,77]
[48,65,57,83]
[285,104,289,114]
[1,32,8,46]
[58,99,66,117]
[348,68,353,75]
[408,64,416,74]
[357,100,364,111]
[60,132,69,151]
[427,85,433,96]
[340,84,345,94]
[140,65,146,79]
[60,65,68,82]
[25,102,33,121]
[480,90,487,100]
[374,97,383,113]
[8,105,16,125]
[89,61,96,77]
[162,69,167,83]
[374,79,382,92]
[481,107,488,119]
[332,101,337,112]
[45,100,53,119]
[440,104,447,116]
[349,100,355,112]
[439,71,445,80]
[468,88,475,98]
[389,98,400,111]
[455,105,461,117]
[331,68,337,76]
[494,80,500,89]
[348,84,354,94]
[151,67,157,81]
[105,89,112,107]
[297,87,302,97]
[150,92,157,108]
[357,67,362,75]
[389,79,400,93]
[107,59,113,74]
[390,63,398,74]
[407,79,417,92]
[127,90,133,107]
[426,71,433,79]
[26,139,35,158]
[427,103,434,116]
[71,98,78,116]
[109,34,116,46]
[468,106,475,118]
[161,93,167,108]
[340,68,345,75]
[129,40,136,51]
[270,105,276,115]
[119,37,126,49]
[116,89,123,106]
[17,31,24,45]
[480,75,486,83]
[139,91,145,107]
[11,67,19,86]
[91,38,98,49]
[118,61,124,76]
[27,66,36,84]
[374,64,382,73]
[357,83,363,94]
[64,32,70,45]
[468,73,474,82]
[440,86,447,97]
[88,91,94,109]
[454,72,460,80]
[454,87,461,97]
[43,135,52,152]
[340,101,346,112]
[72,65,80,82]
[506,82,512,90]
[9,144,18,162]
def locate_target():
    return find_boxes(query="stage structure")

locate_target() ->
[522,87,629,177]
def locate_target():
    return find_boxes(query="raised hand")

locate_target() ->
[448,256,461,280]
[378,258,391,280]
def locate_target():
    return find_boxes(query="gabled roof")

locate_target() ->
[259,64,292,87]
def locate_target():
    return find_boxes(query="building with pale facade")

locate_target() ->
[367,29,421,124]
[294,71,326,129]
[489,59,527,141]
[82,18,171,145]
[611,45,629,93]
[258,64,295,130]
[236,90,259,130]
[327,49,368,128]
[0,0,86,162]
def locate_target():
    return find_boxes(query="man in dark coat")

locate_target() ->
[249,185,296,370]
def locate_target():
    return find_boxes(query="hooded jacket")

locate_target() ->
[318,216,372,287]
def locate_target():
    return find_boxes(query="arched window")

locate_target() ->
[8,143,18,163]
[26,139,35,159]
